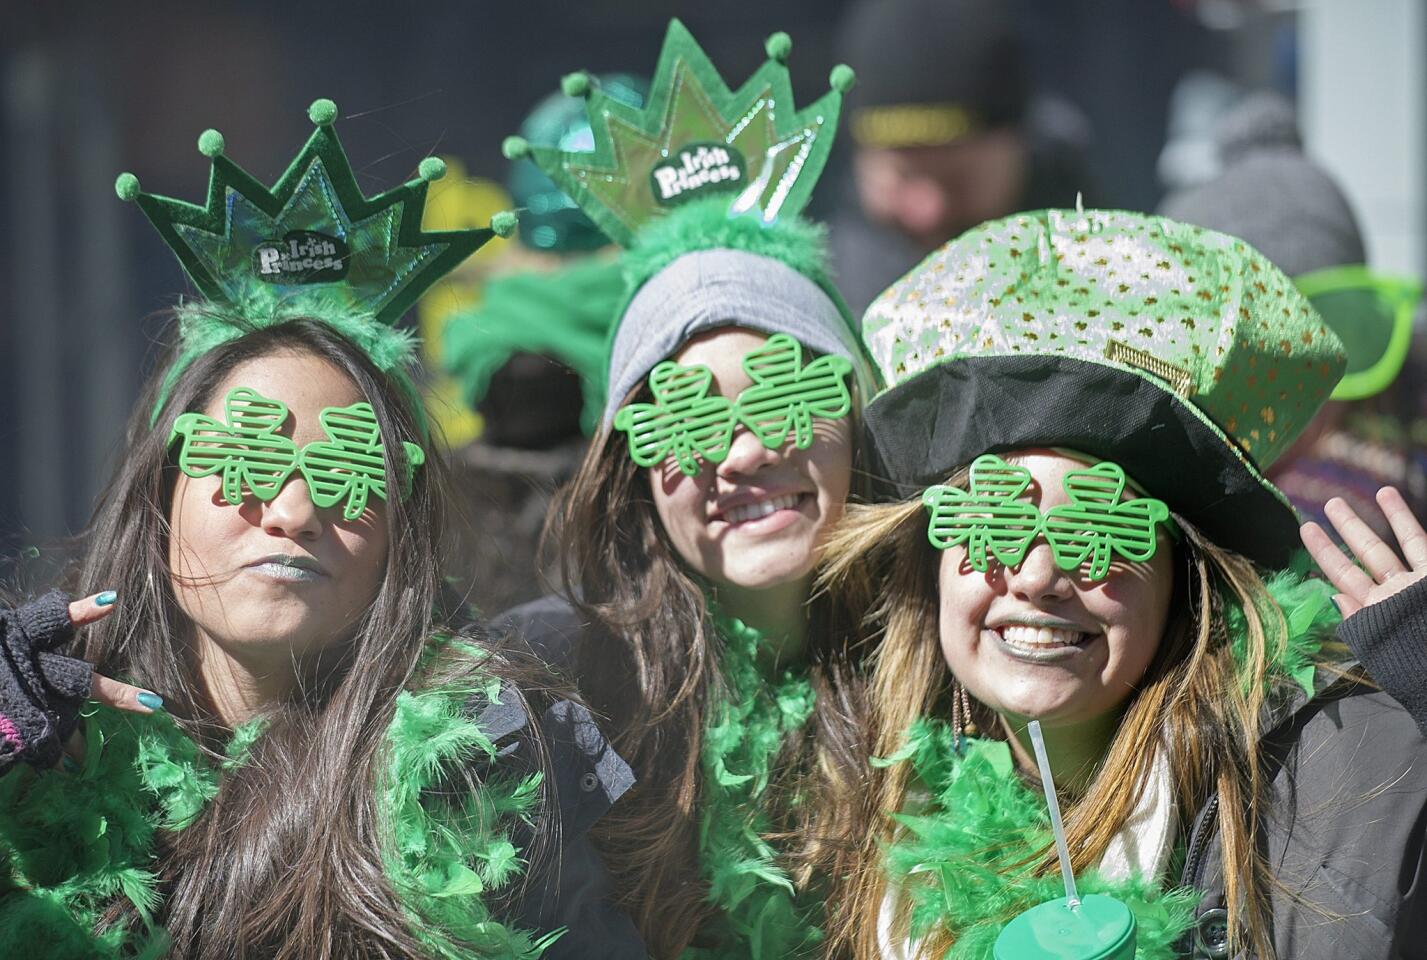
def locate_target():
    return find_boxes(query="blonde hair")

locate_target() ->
[811,476,1324,960]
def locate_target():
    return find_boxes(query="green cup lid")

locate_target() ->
[993,894,1137,960]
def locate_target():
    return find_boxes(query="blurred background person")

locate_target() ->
[1160,90,1427,544]
[440,76,645,615]
[829,0,1097,314]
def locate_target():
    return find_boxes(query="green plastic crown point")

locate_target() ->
[501,136,532,160]
[830,64,856,94]
[520,18,848,247]
[764,31,793,63]
[417,156,447,183]
[489,210,518,239]
[561,71,592,99]
[115,172,141,202]
[197,129,226,158]
[308,98,338,126]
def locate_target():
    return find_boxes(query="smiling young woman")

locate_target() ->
[493,22,878,958]
[817,209,1427,960]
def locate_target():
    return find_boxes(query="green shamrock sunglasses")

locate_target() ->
[923,454,1174,581]
[1295,265,1422,402]
[168,387,425,521]
[613,333,854,476]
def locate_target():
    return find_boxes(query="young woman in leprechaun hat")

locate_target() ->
[0,99,640,959]
[816,209,1427,959]
[495,21,879,960]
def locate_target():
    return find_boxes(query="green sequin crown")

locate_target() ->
[116,98,512,364]
[504,20,855,248]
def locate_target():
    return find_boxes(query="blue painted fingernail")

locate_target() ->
[136,691,164,711]
[62,755,80,773]
[95,591,117,607]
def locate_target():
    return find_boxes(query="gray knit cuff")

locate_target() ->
[602,249,876,427]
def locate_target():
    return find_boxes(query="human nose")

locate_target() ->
[716,423,782,478]
[1003,540,1074,602]
[260,475,323,541]
[895,177,948,237]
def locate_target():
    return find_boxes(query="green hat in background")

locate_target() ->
[440,76,646,436]
[861,208,1346,566]
[442,256,622,437]
[506,74,647,253]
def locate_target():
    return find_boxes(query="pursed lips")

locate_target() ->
[244,553,329,577]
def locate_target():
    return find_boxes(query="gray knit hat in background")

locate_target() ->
[602,249,877,427]
[1158,91,1366,277]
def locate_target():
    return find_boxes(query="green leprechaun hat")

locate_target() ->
[860,208,1346,567]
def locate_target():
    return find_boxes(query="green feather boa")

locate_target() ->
[878,565,1342,960]
[0,652,547,959]
[683,605,821,960]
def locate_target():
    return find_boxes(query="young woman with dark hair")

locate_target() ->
[496,22,876,958]
[0,101,637,960]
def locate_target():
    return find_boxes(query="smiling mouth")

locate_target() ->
[997,625,1093,650]
[719,493,806,526]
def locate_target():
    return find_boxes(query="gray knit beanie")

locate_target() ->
[602,248,877,428]
[1158,91,1365,277]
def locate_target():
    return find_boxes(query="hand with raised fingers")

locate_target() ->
[1,590,163,775]
[1300,487,1427,618]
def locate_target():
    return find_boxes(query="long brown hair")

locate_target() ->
[814,472,1329,960]
[71,316,552,958]
[543,395,873,958]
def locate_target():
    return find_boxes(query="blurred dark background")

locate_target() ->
[3,0,1420,605]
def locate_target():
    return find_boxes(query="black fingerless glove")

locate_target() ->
[1338,576,1427,737]
[0,591,94,773]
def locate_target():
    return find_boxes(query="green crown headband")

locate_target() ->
[503,20,854,248]
[169,386,424,521]
[116,98,515,417]
[614,333,853,475]
[923,455,1173,581]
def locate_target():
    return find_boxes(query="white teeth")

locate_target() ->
[999,625,1086,648]
[723,493,802,525]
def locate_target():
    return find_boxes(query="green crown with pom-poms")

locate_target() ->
[116,98,516,350]
[503,20,854,249]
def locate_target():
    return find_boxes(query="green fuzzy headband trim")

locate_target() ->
[152,298,428,438]
[623,196,832,291]
[615,196,854,330]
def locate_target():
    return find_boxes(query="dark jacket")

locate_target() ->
[493,594,650,960]
[1180,677,1427,958]
[496,593,589,677]
[485,684,646,960]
